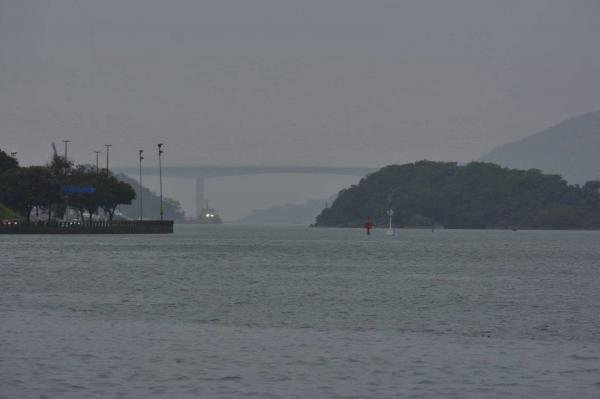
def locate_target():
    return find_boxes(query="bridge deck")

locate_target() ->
[114,165,375,178]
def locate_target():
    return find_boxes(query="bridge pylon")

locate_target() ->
[195,177,206,218]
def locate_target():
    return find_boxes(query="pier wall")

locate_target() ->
[0,220,173,234]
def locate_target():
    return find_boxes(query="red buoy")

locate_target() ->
[364,216,375,235]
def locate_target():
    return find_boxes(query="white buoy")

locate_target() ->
[386,209,395,236]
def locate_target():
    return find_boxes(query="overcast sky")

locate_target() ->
[2,0,599,170]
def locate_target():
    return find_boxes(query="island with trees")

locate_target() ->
[315,161,600,230]
[0,148,172,233]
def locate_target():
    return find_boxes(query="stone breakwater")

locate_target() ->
[0,220,173,234]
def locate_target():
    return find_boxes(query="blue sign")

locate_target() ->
[61,186,96,194]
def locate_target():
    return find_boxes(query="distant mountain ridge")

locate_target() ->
[480,110,600,183]
[234,199,330,225]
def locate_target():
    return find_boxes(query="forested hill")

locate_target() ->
[315,161,600,229]
[480,110,600,183]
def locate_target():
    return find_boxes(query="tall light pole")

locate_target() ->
[63,141,70,221]
[94,151,101,174]
[386,209,395,236]
[62,139,71,222]
[139,150,144,221]
[157,143,164,220]
[104,144,112,174]
[62,140,71,161]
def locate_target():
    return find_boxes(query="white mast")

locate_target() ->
[386,209,395,236]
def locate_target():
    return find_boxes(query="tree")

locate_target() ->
[66,165,99,222]
[96,175,136,221]
[583,181,600,192]
[47,154,73,181]
[0,166,60,222]
[0,148,18,174]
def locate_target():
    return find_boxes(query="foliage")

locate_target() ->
[0,166,61,222]
[315,161,600,229]
[0,148,18,173]
[66,165,100,221]
[0,151,138,222]
[0,202,20,219]
[47,154,73,179]
[95,175,136,221]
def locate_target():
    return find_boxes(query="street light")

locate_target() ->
[93,151,101,174]
[104,144,112,174]
[61,142,71,219]
[157,143,164,221]
[62,140,71,161]
[139,150,144,221]
[10,152,17,158]
[386,209,395,236]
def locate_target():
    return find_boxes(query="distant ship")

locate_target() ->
[197,200,223,224]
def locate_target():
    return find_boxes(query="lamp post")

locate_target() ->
[139,150,144,221]
[94,151,101,174]
[62,139,71,221]
[386,209,395,236]
[104,144,112,174]
[62,140,71,161]
[157,143,164,220]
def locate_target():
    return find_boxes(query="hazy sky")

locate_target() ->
[2,0,599,169]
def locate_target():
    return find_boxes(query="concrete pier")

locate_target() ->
[0,220,173,234]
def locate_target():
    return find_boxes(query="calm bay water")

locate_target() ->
[2,225,600,398]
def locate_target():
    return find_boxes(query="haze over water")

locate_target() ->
[2,225,600,398]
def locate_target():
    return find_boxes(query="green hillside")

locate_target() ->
[315,161,600,229]
[0,203,21,220]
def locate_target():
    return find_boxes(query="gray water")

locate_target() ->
[2,225,600,398]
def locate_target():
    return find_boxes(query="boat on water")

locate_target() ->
[197,201,223,224]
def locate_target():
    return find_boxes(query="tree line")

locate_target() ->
[316,161,600,229]
[0,148,135,222]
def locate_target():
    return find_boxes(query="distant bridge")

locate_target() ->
[113,165,375,217]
